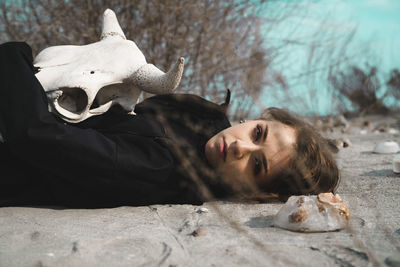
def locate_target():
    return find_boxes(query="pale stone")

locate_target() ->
[373,141,400,154]
[273,193,350,232]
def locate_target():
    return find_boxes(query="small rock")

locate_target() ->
[273,193,349,232]
[196,207,209,213]
[373,141,400,154]
[333,139,344,148]
[192,227,208,237]
[342,138,351,147]
[373,122,389,133]
[332,138,351,149]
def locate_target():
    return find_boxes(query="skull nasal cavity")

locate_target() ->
[58,87,88,113]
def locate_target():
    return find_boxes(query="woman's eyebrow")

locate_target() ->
[263,124,268,143]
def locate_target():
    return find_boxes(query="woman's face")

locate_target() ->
[205,119,296,189]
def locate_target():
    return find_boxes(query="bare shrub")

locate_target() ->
[0,0,275,118]
[328,65,389,115]
[387,68,400,100]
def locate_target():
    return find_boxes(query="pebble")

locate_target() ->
[342,138,351,147]
[334,138,352,149]
[373,141,400,154]
[192,227,208,237]
[373,123,390,133]
[196,207,209,213]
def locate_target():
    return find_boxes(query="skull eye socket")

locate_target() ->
[57,87,88,113]
[92,84,126,110]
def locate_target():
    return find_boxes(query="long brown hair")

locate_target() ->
[258,107,340,201]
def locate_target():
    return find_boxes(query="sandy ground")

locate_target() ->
[0,115,400,267]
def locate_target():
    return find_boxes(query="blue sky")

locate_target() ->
[254,0,400,116]
[338,0,400,70]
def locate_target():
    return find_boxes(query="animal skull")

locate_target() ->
[34,9,185,123]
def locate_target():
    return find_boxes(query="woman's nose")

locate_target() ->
[231,140,257,159]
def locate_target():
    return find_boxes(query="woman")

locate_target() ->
[0,42,339,208]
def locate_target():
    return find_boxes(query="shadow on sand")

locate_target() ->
[244,215,275,228]
[361,169,399,177]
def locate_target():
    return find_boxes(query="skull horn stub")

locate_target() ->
[101,8,126,40]
[131,57,185,94]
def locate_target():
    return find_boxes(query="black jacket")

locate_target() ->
[0,42,231,208]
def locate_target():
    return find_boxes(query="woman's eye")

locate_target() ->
[254,157,261,176]
[255,125,262,142]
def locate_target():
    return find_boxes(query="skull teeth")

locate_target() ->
[47,90,63,100]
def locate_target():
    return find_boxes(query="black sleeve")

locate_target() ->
[0,42,119,181]
[0,42,176,207]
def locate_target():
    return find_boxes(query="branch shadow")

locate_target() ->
[244,215,275,229]
[361,169,399,177]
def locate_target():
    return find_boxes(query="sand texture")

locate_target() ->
[1,116,400,267]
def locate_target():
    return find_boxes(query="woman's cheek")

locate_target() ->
[218,161,246,182]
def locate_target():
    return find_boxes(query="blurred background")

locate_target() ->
[0,0,399,120]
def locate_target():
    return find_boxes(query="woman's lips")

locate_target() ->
[219,138,227,161]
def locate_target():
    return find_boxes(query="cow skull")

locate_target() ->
[34,9,184,123]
